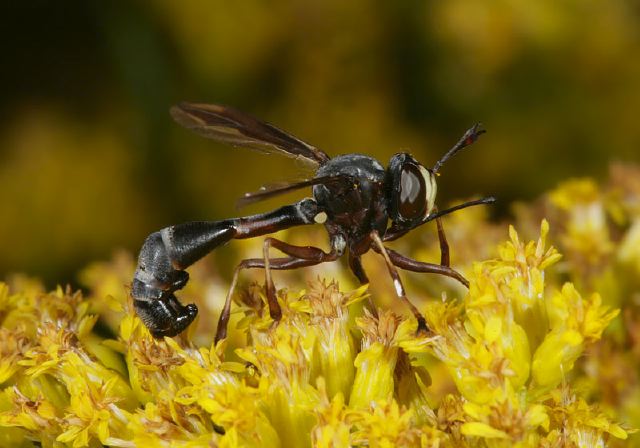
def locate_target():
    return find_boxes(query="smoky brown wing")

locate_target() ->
[170,102,331,166]
[236,175,352,208]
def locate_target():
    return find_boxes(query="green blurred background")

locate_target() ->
[1,0,639,286]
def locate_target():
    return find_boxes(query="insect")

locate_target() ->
[132,102,495,341]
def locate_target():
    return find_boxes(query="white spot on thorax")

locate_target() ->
[314,211,328,224]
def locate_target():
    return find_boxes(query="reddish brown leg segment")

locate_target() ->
[215,256,327,343]
[215,239,338,344]
[263,237,338,323]
[384,247,469,288]
[349,253,379,317]
[369,231,428,334]
[435,215,450,267]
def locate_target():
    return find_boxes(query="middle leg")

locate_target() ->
[370,231,428,334]
[348,254,369,284]
[349,253,380,317]
[384,247,469,288]
[435,215,450,267]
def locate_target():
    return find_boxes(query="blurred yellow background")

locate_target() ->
[1,0,639,286]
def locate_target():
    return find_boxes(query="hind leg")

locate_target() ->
[215,256,331,343]
[262,237,338,321]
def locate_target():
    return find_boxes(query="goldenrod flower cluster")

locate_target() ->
[1,166,639,447]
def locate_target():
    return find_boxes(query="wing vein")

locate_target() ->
[171,102,331,166]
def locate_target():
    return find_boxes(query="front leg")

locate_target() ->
[384,247,469,288]
[370,231,429,334]
[435,213,450,267]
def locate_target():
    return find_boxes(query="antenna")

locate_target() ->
[432,123,486,174]
[422,196,496,224]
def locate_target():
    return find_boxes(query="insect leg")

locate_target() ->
[262,237,340,323]
[348,254,369,284]
[435,216,450,267]
[430,204,451,268]
[370,231,428,334]
[349,253,381,317]
[215,256,328,343]
[382,247,469,288]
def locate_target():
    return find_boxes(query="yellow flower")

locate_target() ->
[351,399,445,448]
[547,390,631,446]
[0,327,30,384]
[0,387,62,446]
[460,395,549,446]
[548,178,615,272]
[422,221,629,445]
[617,218,640,276]
[174,340,278,447]
[3,172,640,447]
[311,377,354,448]
[236,290,320,448]
[349,309,403,409]
[532,283,619,393]
[306,279,367,400]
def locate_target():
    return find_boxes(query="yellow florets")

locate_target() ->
[2,173,639,446]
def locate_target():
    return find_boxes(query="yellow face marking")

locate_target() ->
[419,165,437,215]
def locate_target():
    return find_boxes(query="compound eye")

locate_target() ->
[398,164,427,219]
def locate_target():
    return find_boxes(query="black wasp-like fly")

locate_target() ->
[132,102,495,341]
